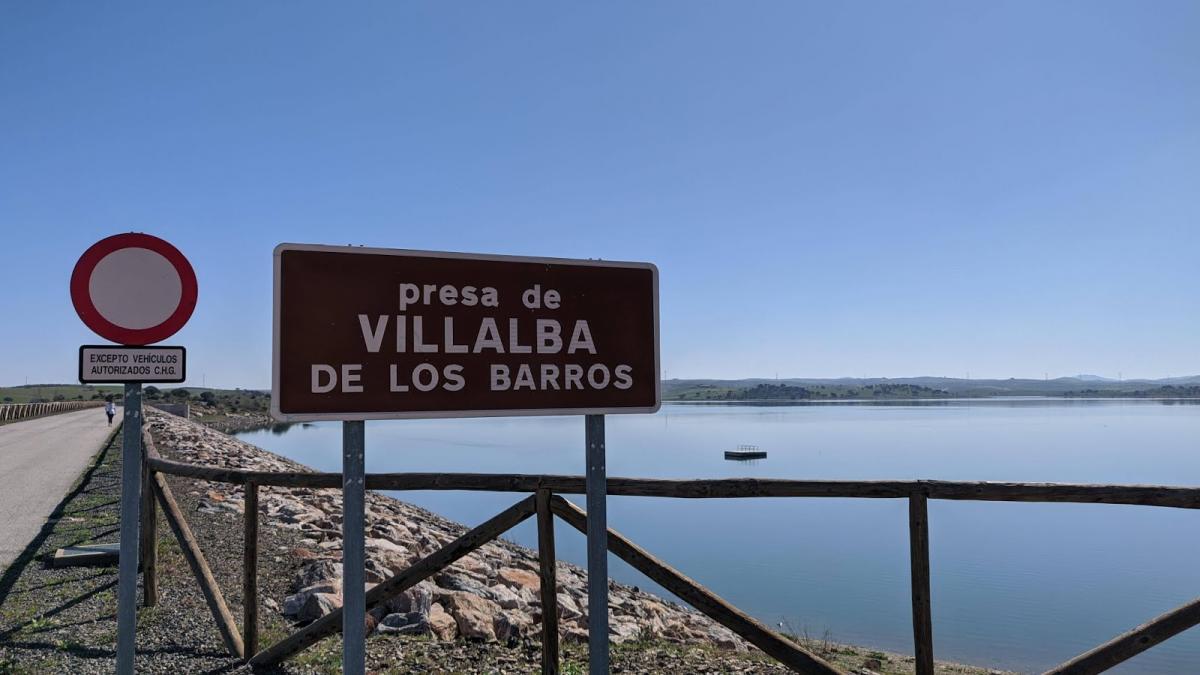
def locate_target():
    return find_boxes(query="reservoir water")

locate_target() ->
[236,399,1200,673]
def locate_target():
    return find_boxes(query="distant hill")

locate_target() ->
[663,375,1200,401]
[1065,385,1200,399]
[682,382,956,401]
[0,384,120,404]
[0,385,270,413]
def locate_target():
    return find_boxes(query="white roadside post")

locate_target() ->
[585,414,609,674]
[70,233,197,675]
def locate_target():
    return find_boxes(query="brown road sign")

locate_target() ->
[271,244,659,421]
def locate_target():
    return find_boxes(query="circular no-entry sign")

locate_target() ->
[70,233,198,345]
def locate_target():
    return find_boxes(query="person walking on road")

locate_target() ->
[104,397,116,426]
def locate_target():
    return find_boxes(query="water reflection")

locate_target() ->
[677,397,1200,409]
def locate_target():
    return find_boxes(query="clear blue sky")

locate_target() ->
[2,2,1196,387]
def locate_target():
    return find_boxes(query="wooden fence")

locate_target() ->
[138,430,1200,674]
[0,400,104,422]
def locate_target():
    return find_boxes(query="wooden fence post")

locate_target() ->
[536,488,559,674]
[909,493,934,675]
[151,471,245,658]
[140,455,158,607]
[244,481,259,658]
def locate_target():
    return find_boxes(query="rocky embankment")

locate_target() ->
[147,412,747,653]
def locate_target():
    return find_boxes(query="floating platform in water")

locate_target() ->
[724,444,767,460]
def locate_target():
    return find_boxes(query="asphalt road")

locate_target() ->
[0,408,117,571]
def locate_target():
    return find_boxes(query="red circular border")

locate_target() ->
[70,233,198,345]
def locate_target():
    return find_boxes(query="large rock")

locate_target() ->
[366,536,417,575]
[282,594,304,616]
[496,567,540,593]
[428,603,458,641]
[643,613,667,639]
[377,611,430,635]
[556,592,583,621]
[707,625,746,652]
[276,502,322,525]
[295,559,342,589]
[562,625,589,644]
[298,592,342,622]
[386,580,434,617]
[282,582,339,616]
[610,619,641,644]
[484,584,524,610]
[367,537,409,556]
[456,551,492,571]
[436,571,488,596]
[662,619,694,643]
[493,610,532,646]
[442,591,501,642]
[363,557,392,584]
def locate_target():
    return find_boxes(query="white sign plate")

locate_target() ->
[78,345,187,384]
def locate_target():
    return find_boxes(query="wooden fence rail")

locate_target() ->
[0,400,103,422]
[142,455,1200,509]
[136,433,1200,674]
[1043,596,1200,674]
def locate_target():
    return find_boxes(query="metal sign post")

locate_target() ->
[115,383,142,674]
[342,421,366,675]
[585,414,609,674]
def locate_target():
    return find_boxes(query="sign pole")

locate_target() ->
[585,413,609,674]
[116,382,143,675]
[70,233,196,674]
[342,420,366,675]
